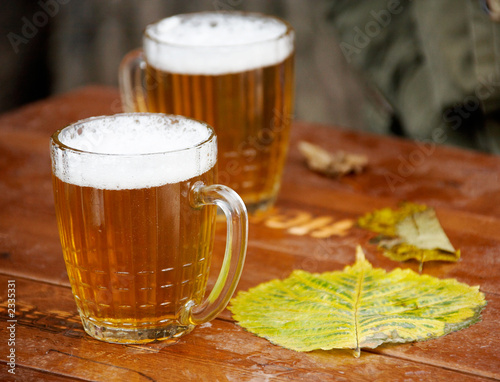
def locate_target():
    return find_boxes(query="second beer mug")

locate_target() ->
[120,12,295,214]
[50,113,247,344]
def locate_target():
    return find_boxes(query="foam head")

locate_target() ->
[144,12,294,75]
[51,113,217,190]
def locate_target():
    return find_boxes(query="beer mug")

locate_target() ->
[50,113,248,344]
[120,12,295,214]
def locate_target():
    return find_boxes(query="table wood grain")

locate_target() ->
[1,86,499,381]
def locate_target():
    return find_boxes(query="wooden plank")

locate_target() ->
[0,276,496,381]
[0,366,83,382]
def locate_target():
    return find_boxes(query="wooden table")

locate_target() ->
[1,86,499,381]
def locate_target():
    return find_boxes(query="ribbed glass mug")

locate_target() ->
[50,113,247,344]
[120,12,295,214]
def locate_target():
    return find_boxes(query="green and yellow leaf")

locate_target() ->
[357,203,460,268]
[357,202,427,237]
[229,246,485,357]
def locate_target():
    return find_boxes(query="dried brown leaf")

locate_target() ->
[299,141,368,178]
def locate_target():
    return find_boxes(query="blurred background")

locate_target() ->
[1,0,499,153]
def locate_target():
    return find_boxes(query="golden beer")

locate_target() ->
[52,171,216,329]
[121,12,295,213]
[51,114,247,344]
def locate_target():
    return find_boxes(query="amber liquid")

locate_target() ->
[142,55,295,212]
[52,170,216,332]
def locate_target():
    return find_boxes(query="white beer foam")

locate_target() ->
[144,12,294,75]
[52,114,217,190]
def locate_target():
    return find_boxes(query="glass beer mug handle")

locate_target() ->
[186,182,248,325]
[119,49,148,112]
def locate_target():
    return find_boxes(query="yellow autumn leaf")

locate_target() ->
[357,203,460,269]
[229,246,485,357]
[357,202,427,237]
